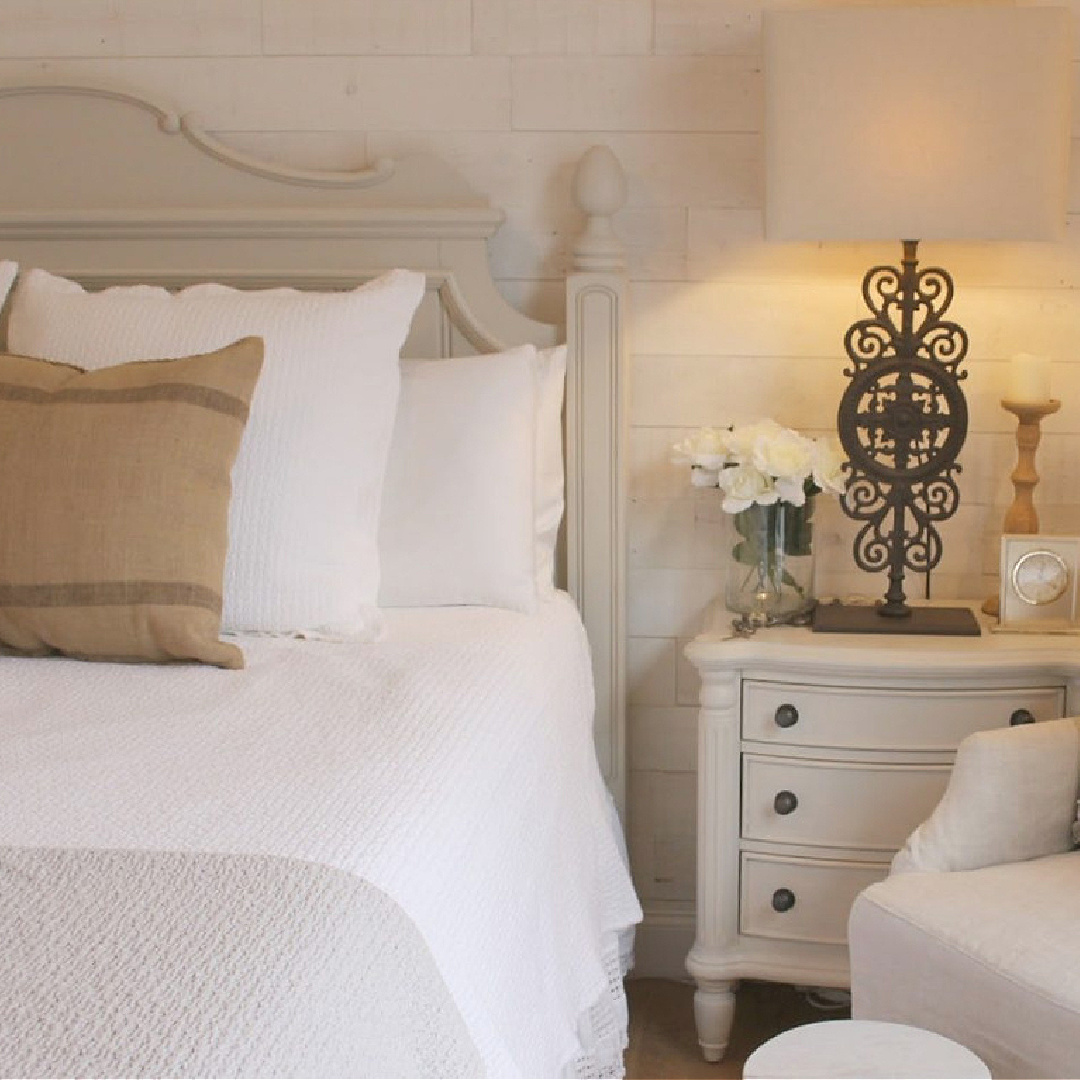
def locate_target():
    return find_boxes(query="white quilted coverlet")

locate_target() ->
[0,593,641,1078]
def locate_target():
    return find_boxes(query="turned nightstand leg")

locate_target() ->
[694,978,737,1062]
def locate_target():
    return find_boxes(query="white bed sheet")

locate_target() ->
[0,592,641,1078]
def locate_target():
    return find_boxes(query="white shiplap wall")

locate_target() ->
[7,0,1080,977]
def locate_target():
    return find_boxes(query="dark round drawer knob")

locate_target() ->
[773,790,799,815]
[1010,708,1035,726]
[774,703,799,728]
[772,888,796,913]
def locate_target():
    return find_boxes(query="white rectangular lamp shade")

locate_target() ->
[765,5,1073,242]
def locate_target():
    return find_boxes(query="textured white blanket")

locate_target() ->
[0,594,641,1077]
[3,847,487,1078]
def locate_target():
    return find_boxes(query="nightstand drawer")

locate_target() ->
[742,755,950,851]
[739,852,889,945]
[742,680,1064,751]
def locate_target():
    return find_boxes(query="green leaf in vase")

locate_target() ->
[783,499,815,557]
[733,538,761,566]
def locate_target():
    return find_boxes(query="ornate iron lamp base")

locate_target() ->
[813,601,980,636]
[813,239,976,636]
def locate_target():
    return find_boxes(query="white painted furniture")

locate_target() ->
[684,604,1080,1062]
[743,1019,990,1079]
[0,81,629,815]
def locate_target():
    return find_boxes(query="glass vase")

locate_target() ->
[725,498,816,623]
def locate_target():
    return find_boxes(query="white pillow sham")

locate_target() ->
[534,345,568,599]
[378,346,540,613]
[7,266,426,640]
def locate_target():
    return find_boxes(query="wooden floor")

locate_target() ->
[624,978,850,1079]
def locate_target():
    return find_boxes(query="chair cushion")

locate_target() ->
[850,851,1080,1079]
[892,717,1080,875]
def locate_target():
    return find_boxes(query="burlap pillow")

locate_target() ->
[0,337,263,667]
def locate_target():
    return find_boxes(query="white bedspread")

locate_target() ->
[0,593,641,1078]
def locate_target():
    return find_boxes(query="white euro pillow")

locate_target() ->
[7,266,426,639]
[378,346,539,612]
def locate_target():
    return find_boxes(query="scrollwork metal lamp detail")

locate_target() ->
[822,241,979,634]
[764,6,1073,636]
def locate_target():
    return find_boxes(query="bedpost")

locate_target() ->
[566,145,628,821]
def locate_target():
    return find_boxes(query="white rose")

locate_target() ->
[672,427,730,471]
[725,419,784,463]
[773,475,807,506]
[718,463,778,513]
[751,425,814,485]
[812,439,847,495]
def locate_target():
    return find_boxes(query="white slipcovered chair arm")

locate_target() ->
[891,715,1080,875]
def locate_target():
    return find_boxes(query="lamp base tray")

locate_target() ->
[812,603,981,637]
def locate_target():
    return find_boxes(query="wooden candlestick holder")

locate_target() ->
[982,398,1061,617]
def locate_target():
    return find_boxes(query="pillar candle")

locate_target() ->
[1008,353,1052,404]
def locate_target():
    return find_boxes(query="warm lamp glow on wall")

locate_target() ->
[764,4,1072,635]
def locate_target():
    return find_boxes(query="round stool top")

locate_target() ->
[743,1019,991,1079]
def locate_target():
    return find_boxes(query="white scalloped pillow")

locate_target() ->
[378,346,541,612]
[8,266,426,639]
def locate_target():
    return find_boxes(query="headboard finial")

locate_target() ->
[572,145,627,273]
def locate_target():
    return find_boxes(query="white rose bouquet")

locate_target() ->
[673,420,846,620]
[673,418,845,512]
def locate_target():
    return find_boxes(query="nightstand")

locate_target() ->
[684,604,1080,1062]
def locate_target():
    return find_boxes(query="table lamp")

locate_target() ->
[764,4,1072,635]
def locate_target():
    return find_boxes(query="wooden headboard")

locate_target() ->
[0,81,629,815]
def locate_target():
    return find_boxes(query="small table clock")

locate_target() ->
[998,535,1080,633]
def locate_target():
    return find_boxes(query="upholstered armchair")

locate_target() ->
[849,716,1080,1079]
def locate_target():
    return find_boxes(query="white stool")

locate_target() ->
[743,1019,991,1079]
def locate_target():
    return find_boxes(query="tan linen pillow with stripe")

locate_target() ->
[0,337,263,668]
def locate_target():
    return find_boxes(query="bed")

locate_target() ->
[0,82,639,1079]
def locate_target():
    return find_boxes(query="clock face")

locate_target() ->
[1011,549,1071,606]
